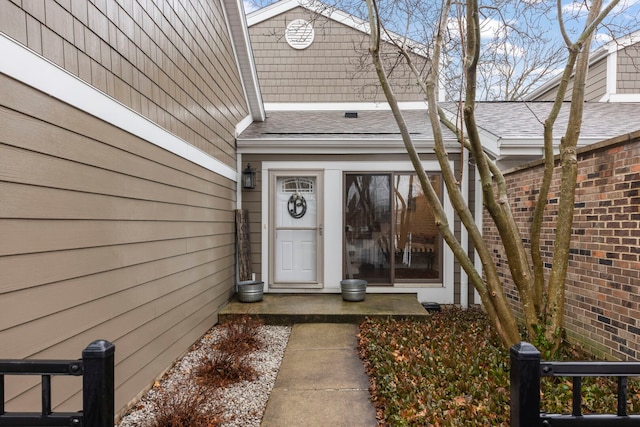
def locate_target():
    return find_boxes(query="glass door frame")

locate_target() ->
[342,171,443,285]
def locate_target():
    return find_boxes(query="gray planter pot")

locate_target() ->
[340,279,367,302]
[236,280,264,303]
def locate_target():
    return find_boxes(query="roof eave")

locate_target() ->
[236,137,459,153]
[223,0,265,122]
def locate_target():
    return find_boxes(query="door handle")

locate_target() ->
[319,224,323,236]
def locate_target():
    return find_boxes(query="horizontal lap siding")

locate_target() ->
[529,57,606,102]
[0,0,247,416]
[584,58,607,101]
[0,77,237,413]
[0,0,247,168]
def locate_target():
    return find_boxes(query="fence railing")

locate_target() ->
[0,340,114,427]
[511,341,640,427]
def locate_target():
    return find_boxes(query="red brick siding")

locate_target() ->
[484,132,640,360]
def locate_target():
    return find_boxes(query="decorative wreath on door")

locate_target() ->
[287,194,307,218]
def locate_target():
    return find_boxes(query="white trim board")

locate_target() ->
[0,32,238,182]
[263,101,428,111]
[259,159,456,303]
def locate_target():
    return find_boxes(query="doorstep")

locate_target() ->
[218,293,429,324]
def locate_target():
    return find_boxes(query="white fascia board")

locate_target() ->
[477,128,500,157]
[497,137,607,156]
[604,48,618,98]
[236,114,255,136]
[247,0,300,26]
[605,30,640,53]
[0,32,237,181]
[247,0,369,34]
[600,93,640,102]
[223,0,265,121]
[237,138,459,154]
[248,0,369,31]
[264,101,428,111]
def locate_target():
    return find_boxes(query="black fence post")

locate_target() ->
[82,340,115,427]
[510,342,541,427]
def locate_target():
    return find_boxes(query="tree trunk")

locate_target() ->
[236,209,252,282]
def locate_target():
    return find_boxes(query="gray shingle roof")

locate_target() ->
[237,103,640,155]
[238,110,456,140]
[441,102,640,141]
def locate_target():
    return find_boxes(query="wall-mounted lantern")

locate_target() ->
[242,163,256,189]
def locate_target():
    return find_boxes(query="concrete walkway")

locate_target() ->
[261,323,378,427]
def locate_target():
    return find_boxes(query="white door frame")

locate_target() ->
[268,170,324,289]
[260,160,456,304]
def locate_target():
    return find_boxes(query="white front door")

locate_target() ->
[271,172,323,287]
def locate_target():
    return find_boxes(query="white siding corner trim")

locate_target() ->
[0,32,237,182]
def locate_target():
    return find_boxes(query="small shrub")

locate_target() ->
[216,316,264,356]
[195,349,257,388]
[148,382,222,427]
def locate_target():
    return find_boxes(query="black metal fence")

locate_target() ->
[0,340,114,427]
[511,341,640,427]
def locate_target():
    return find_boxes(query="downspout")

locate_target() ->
[460,153,469,309]
[473,163,483,305]
[236,154,243,209]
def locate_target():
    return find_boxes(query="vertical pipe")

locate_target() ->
[572,376,582,416]
[618,376,628,416]
[82,340,115,427]
[510,342,541,427]
[0,375,4,415]
[41,375,51,415]
[472,167,483,304]
[460,151,469,308]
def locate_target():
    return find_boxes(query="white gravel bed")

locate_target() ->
[116,324,291,427]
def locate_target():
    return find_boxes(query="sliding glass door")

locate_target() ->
[344,173,441,284]
[344,174,392,283]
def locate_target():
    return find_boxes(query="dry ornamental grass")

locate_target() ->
[116,318,290,427]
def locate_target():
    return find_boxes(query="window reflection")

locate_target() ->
[344,173,441,284]
[344,175,391,282]
[394,174,440,280]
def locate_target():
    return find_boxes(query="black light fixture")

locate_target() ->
[242,163,256,189]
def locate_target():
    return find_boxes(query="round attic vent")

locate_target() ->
[285,19,314,49]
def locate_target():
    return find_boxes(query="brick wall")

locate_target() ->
[484,131,640,360]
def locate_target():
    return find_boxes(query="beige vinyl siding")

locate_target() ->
[530,85,561,102]
[249,7,425,103]
[0,0,248,417]
[584,58,607,101]
[0,75,236,414]
[617,44,640,94]
[0,0,248,168]
[529,57,607,102]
